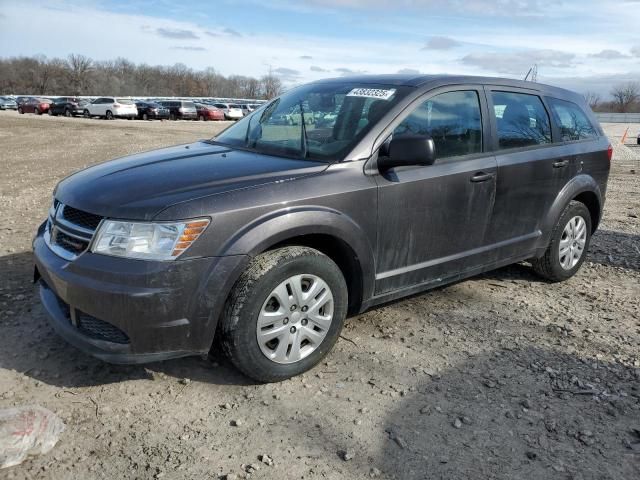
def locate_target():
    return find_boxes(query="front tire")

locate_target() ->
[65,109,72,117]
[83,109,90,118]
[532,201,592,282]
[220,246,348,383]
[35,108,41,115]
[18,107,23,114]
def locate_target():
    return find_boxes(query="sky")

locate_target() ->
[1,0,639,98]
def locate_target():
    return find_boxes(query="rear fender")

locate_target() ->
[537,174,602,250]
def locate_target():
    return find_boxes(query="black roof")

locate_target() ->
[311,74,582,103]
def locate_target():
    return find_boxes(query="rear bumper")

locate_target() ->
[33,222,249,364]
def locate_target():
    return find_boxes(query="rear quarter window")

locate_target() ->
[548,98,598,141]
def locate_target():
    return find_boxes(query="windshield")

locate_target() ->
[213,82,411,161]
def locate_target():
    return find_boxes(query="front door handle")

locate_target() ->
[553,159,569,168]
[470,172,494,183]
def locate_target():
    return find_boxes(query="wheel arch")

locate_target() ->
[218,207,376,315]
[540,174,602,247]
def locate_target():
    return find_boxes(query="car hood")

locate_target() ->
[55,141,329,220]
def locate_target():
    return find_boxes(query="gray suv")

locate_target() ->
[33,75,611,382]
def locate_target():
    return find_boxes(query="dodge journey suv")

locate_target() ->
[33,75,611,382]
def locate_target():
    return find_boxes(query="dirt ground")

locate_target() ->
[0,110,638,480]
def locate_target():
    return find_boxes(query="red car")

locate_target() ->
[195,103,225,121]
[18,97,53,115]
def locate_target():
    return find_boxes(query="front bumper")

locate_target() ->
[33,222,248,363]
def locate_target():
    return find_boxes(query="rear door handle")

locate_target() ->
[470,172,494,183]
[553,159,569,168]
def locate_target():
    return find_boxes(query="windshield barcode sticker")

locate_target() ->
[346,88,396,100]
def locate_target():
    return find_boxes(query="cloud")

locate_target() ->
[422,36,460,50]
[155,27,199,39]
[299,55,313,59]
[460,49,575,74]
[310,65,329,72]
[397,68,421,74]
[589,49,629,59]
[171,46,207,51]
[632,46,640,57]
[204,31,219,37]
[266,0,554,17]
[334,67,366,76]
[223,27,242,37]
[273,67,301,82]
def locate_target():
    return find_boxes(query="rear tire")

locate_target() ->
[83,109,90,118]
[199,114,205,121]
[65,109,72,117]
[142,113,148,121]
[18,107,23,114]
[220,246,348,383]
[105,110,113,120]
[531,201,592,282]
[170,113,176,121]
[35,108,41,115]
[48,108,54,116]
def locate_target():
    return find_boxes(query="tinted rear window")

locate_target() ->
[182,101,196,108]
[116,98,134,104]
[548,98,597,141]
[491,91,551,149]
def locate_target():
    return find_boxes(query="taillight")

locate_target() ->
[113,103,120,107]
[607,144,613,163]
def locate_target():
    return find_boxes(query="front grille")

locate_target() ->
[61,205,102,230]
[54,230,89,254]
[45,201,103,260]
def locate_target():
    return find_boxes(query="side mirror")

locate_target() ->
[378,135,436,169]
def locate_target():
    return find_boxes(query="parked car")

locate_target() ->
[159,100,197,120]
[33,75,611,382]
[48,97,84,117]
[239,104,254,116]
[0,96,18,110]
[135,101,170,120]
[15,96,30,108]
[213,103,243,120]
[195,103,225,121]
[18,97,52,115]
[83,97,137,119]
[637,131,640,145]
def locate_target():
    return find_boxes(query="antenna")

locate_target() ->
[524,64,538,82]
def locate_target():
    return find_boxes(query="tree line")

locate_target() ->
[584,82,640,113]
[0,54,283,99]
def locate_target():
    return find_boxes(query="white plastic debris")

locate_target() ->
[0,406,65,469]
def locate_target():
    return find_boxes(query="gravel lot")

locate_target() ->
[0,111,639,480]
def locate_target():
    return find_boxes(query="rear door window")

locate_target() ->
[547,98,597,141]
[393,90,483,159]
[491,91,551,149]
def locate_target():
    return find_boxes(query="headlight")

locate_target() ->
[92,219,209,260]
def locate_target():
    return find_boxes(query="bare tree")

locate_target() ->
[67,54,93,95]
[610,82,640,113]
[261,72,283,99]
[583,91,601,110]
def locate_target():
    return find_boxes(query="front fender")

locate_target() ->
[218,206,376,303]
[538,174,602,249]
